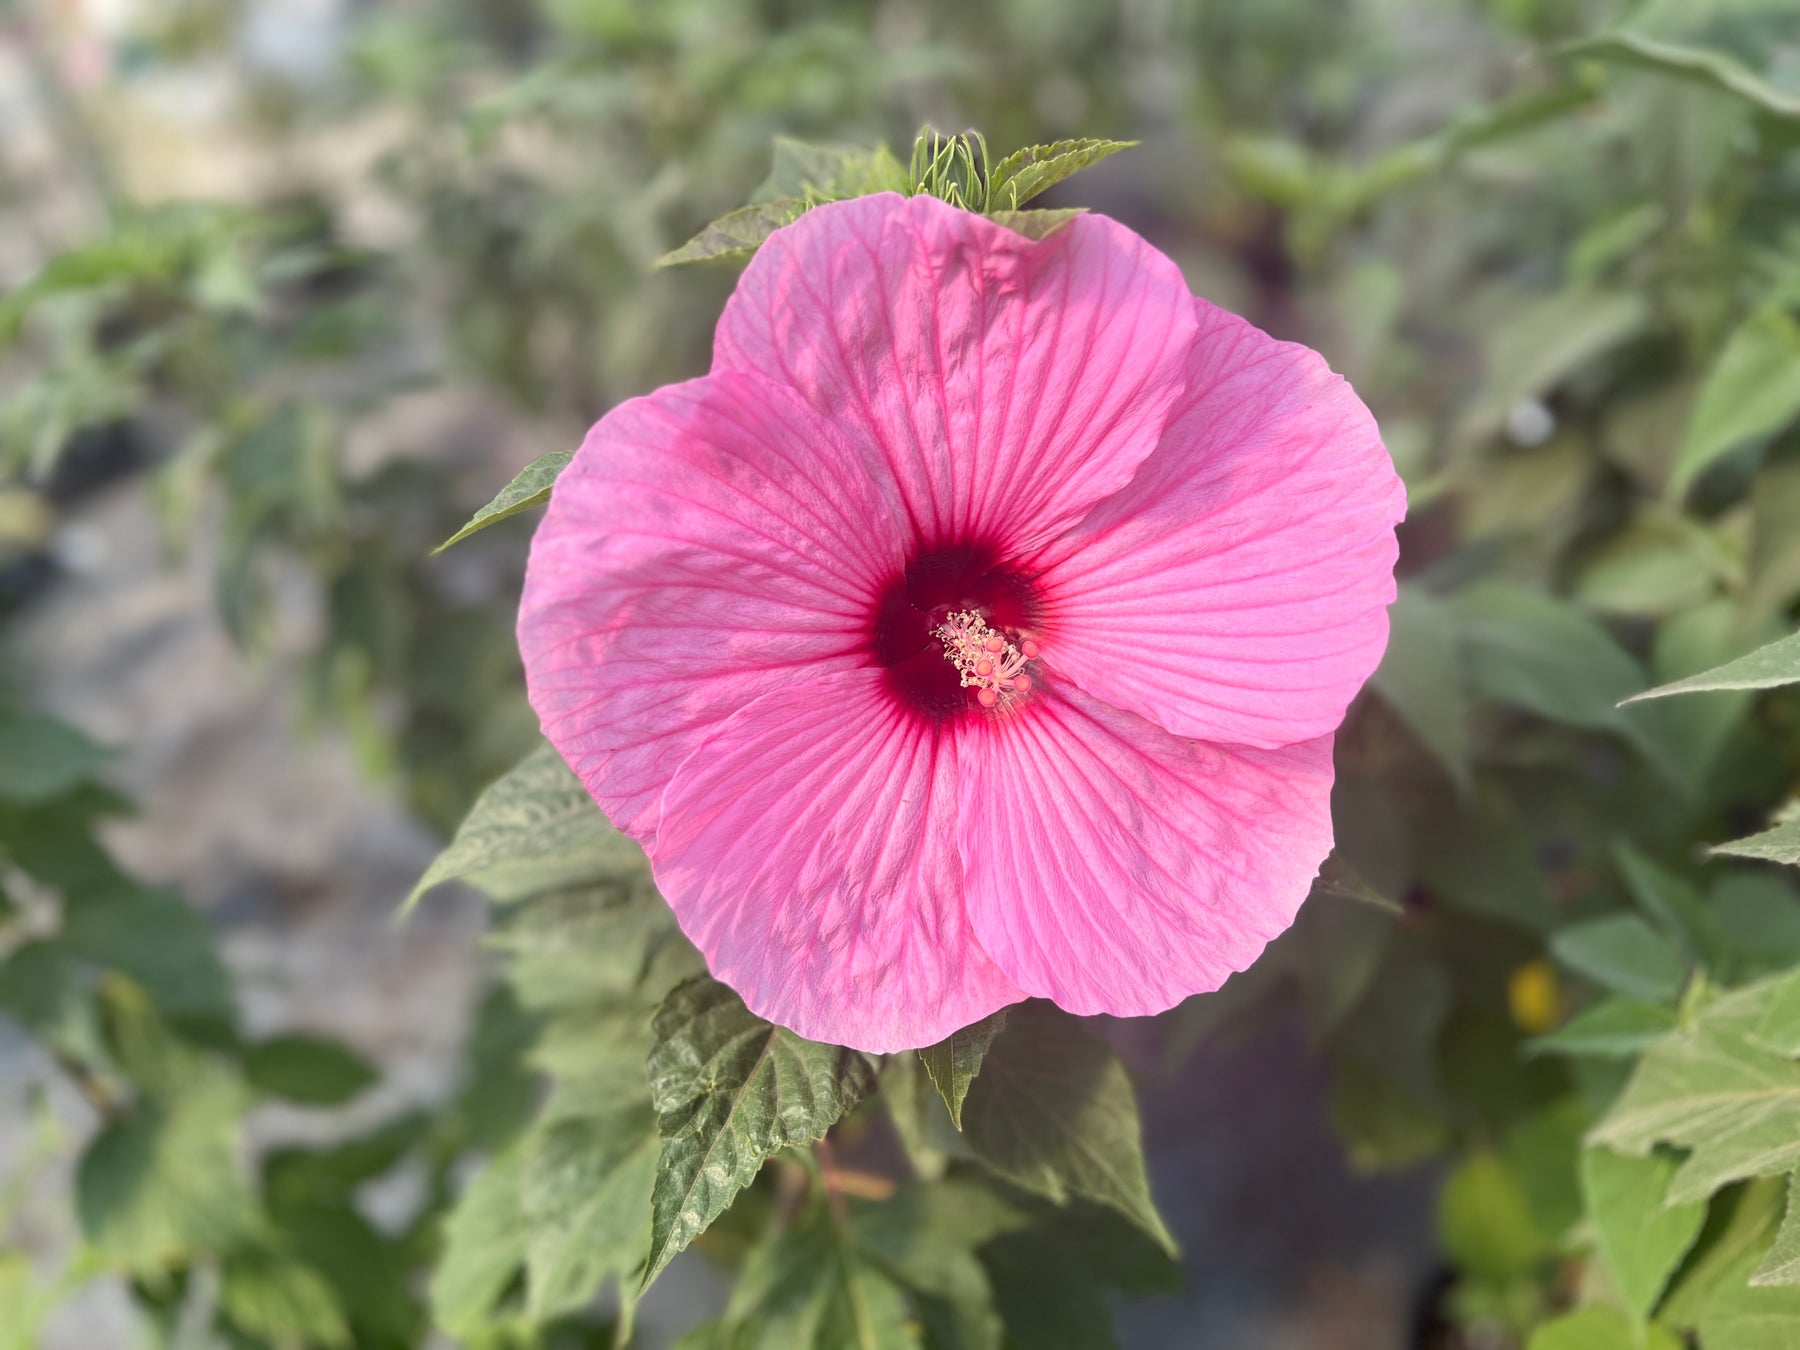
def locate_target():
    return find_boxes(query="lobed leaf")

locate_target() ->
[642,978,875,1289]
[960,1004,1174,1254]
[435,450,571,552]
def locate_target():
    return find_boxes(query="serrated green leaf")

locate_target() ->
[1529,999,1680,1059]
[524,1105,660,1320]
[0,712,109,804]
[985,139,1135,210]
[983,208,1085,241]
[658,201,808,268]
[435,450,571,552]
[1525,1307,1682,1350]
[1370,585,1472,791]
[961,1004,1174,1255]
[221,1250,352,1350]
[76,1072,256,1272]
[1716,817,1800,867]
[410,743,648,907]
[1592,970,1800,1204]
[1752,1172,1800,1286]
[918,1011,1007,1130]
[493,882,701,1013]
[642,978,875,1289]
[243,1034,379,1107]
[1672,309,1800,497]
[1566,31,1800,122]
[1581,1147,1707,1319]
[429,1144,530,1337]
[1550,914,1688,1002]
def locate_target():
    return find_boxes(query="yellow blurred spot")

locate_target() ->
[1508,959,1561,1034]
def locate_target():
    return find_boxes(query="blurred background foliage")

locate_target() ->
[3,0,1800,1347]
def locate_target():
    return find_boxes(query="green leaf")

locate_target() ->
[1455,584,1677,779]
[755,137,910,202]
[0,713,109,804]
[1752,1172,1800,1286]
[852,1181,1025,1350]
[1614,842,1718,966]
[1672,308,1800,497]
[1528,999,1680,1059]
[493,882,701,1012]
[1566,32,1800,122]
[221,1250,351,1350]
[1580,1147,1708,1319]
[429,1144,530,1337]
[243,1034,379,1107]
[961,1004,1175,1254]
[918,1011,1007,1130]
[524,1104,660,1320]
[1437,1150,1549,1280]
[985,139,1136,210]
[1369,585,1471,791]
[983,208,1085,241]
[1715,817,1800,867]
[658,201,808,268]
[0,940,107,1063]
[59,885,236,1026]
[76,1073,257,1272]
[1592,970,1800,1204]
[1550,914,1688,1002]
[409,743,649,907]
[642,978,875,1288]
[1626,630,1800,703]
[1526,1307,1682,1350]
[435,450,572,552]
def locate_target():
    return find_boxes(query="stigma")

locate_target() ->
[935,610,1039,710]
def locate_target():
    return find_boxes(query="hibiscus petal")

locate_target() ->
[519,372,907,840]
[714,193,1198,555]
[1031,299,1404,749]
[957,681,1334,1017]
[653,670,1023,1053]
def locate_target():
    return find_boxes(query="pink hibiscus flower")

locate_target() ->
[519,193,1403,1053]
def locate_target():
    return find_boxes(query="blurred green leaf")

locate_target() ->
[0,713,109,805]
[1529,999,1680,1059]
[429,1144,530,1337]
[244,1034,379,1107]
[1438,1150,1548,1281]
[643,977,874,1289]
[918,1010,1008,1131]
[757,137,911,202]
[221,1250,352,1349]
[1671,308,1800,497]
[1551,915,1688,1002]
[409,743,648,907]
[436,451,572,552]
[961,1004,1174,1255]
[1580,1147,1707,1319]
[524,1105,659,1320]
[76,1073,256,1272]
[1370,586,1471,791]
[1568,31,1800,122]
[60,886,236,1027]
[1526,1307,1681,1350]
[0,941,107,1064]
[985,139,1136,211]
[1615,843,1719,967]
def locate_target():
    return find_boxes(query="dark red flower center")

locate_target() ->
[870,541,1044,719]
